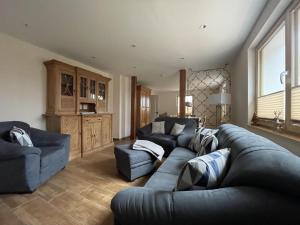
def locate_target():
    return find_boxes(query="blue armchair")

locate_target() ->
[0,121,70,193]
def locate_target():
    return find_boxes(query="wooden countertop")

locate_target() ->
[43,112,113,117]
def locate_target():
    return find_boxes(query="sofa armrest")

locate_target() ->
[137,123,152,138]
[111,187,174,225]
[111,186,300,225]
[30,128,70,147]
[0,139,41,161]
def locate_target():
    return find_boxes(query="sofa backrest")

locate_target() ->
[154,117,198,134]
[0,121,31,141]
[218,124,300,197]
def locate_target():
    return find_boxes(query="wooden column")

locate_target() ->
[130,76,137,140]
[179,69,186,118]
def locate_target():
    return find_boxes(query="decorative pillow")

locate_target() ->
[176,148,230,191]
[152,121,165,134]
[170,123,185,136]
[9,126,34,147]
[188,127,218,155]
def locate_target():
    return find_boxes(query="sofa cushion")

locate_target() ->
[168,147,196,161]
[144,171,179,191]
[9,126,34,147]
[154,117,198,134]
[0,121,31,141]
[157,157,189,176]
[170,123,185,136]
[152,121,165,134]
[188,127,218,155]
[176,149,230,191]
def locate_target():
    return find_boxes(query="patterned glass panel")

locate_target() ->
[61,73,73,96]
[98,83,105,100]
[187,69,231,127]
[80,77,88,98]
[90,80,96,99]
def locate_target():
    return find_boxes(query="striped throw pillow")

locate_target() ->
[188,127,219,155]
[176,148,230,191]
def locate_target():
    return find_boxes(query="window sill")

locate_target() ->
[248,125,300,143]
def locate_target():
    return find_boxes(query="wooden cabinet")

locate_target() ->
[82,115,112,156]
[44,60,77,114]
[45,115,81,160]
[137,85,151,128]
[44,59,113,161]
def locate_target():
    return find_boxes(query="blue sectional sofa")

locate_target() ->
[0,121,70,193]
[137,117,198,156]
[111,124,300,225]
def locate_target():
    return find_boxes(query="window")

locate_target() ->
[177,96,193,116]
[291,7,300,121]
[257,24,286,120]
[256,0,300,133]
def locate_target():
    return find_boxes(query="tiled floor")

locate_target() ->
[0,141,148,225]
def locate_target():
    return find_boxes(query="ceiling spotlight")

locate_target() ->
[131,44,137,48]
[199,24,207,29]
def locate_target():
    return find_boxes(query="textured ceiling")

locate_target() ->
[0,0,267,90]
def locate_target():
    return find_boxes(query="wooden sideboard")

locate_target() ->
[44,59,113,161]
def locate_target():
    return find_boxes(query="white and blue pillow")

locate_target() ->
[188,127,219,156]
[176,148,230,191]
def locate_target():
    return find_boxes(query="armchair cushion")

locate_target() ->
[30,128,70,147]
[0,121,31,141]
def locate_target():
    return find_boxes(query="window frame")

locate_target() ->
[255,0,300,134]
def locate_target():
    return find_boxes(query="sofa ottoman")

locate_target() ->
[114,144,156,181]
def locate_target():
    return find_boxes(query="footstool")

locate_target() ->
[114,144,157,181]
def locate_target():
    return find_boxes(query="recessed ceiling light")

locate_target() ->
[199,24,207,29]
[131,44,137,48]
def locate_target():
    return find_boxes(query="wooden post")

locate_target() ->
[130,76,137,140]
[179,69,186,118]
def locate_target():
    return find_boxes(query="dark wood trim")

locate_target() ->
[130,76,137,140]
[179,69,186,118]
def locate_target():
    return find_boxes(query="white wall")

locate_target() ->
[155,91,179,116]
[231,0,300,155]
[0,32,113,129]
[112,74,131,139]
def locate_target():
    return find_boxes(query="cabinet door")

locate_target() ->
[60,71,76,113]
[102,115,112,145]
[92,117,102,149]
[82,118,93,153]
[60,116,81,160]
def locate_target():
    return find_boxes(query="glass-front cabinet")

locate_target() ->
[97,81,107,112]
[90,80,96,100]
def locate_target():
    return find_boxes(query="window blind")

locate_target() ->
[257,91,285,120]
[291,86,300,121]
